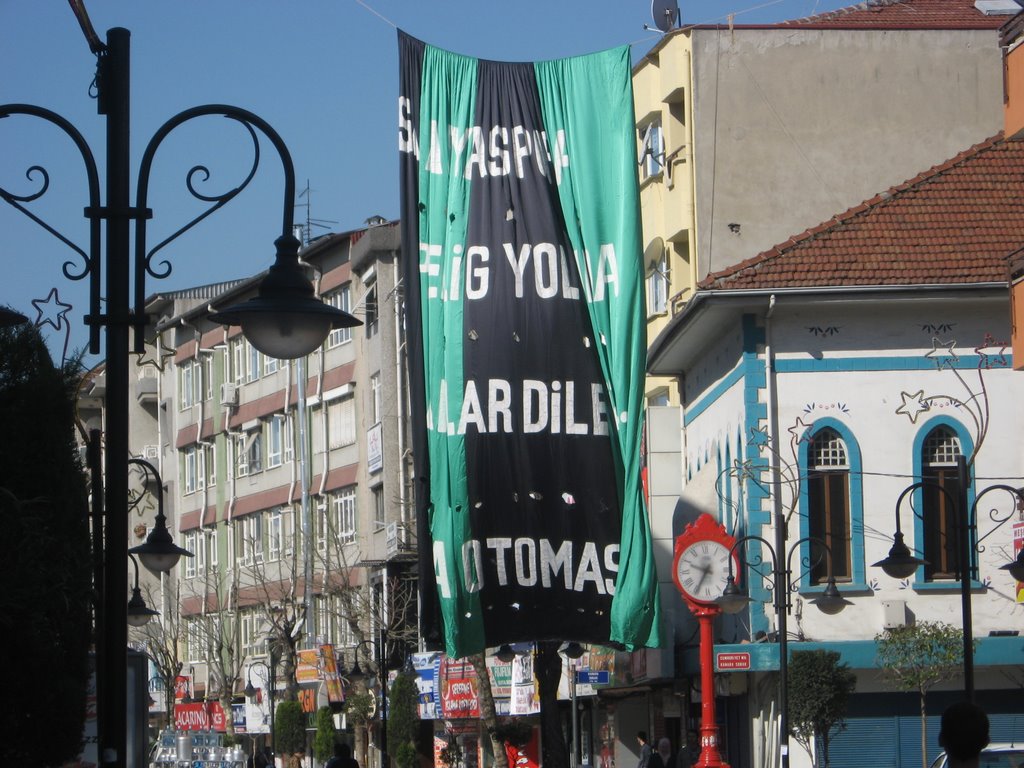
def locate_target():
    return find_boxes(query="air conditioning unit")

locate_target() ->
[143,444,159,460]
[220,383,238,406]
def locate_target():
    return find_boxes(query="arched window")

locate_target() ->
[807,428,852,584]
[921,426,962,581]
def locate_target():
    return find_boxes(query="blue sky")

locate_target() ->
[0,0,849,363]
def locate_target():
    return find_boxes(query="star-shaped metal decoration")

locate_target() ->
[727,458,759,484]
[747,425,771,453]
[974,333,1009,369]
[31,288,73,332]
[895,390,930,423]
[924,337,959,368]
[134,330,175,372]
[786,416,813,445]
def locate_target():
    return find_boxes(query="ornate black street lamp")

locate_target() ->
[717,535,850,768]
[0,15,358,768]
[244,657,277,756]
[342,630,397,768]
[873,454,1024,700]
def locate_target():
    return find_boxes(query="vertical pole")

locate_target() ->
[570,660,579,768]
[777,568,789,768]
[774,500,789,768]
[298,356,313,642]
[957,455,975,701]
[379,629,389,768]
[270,650,277,758]
[695,611,727,768]
[98,26,131,768]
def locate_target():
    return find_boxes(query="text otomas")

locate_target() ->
[434,538,619,598]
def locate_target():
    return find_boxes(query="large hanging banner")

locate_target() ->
[399,31,659,658]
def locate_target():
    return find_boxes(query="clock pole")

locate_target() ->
[672,514,736,768]
[693,605,728,768]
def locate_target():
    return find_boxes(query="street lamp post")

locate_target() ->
[873,454,1024,701]
[717,535,851,768]
[0,18,358,768]
[244,657,277,756]
[344,630,393,768]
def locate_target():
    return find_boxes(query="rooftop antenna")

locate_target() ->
[644,0,680,33]
[295,179,339,246]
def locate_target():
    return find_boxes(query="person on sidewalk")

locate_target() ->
[939,701,989,768]
[636,731,652,768]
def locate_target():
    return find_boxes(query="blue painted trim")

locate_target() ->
[684,362,744,425]
[910,416,976,585]
[797,417,866,589]
[740,314,772,637]
[712,635,1024,672]
[911,579,985,593]
[774,355,998,373]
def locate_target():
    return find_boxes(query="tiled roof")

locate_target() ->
[698,133,1024,291]
[773,0,1018,29]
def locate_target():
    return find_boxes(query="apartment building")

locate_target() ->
[101,219,414,734]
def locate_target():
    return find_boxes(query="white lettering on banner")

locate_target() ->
[399,118,567,183]
[418,242,617,304]
[426,379,610,437]
[433,538,620,598]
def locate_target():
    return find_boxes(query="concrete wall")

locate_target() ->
[689,27,1005,277]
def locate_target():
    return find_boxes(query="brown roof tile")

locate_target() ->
[699,133,1024,291]
[774,0,1017,29]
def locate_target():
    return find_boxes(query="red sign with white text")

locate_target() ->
[174,701,227,731]
[716,652,751,671]
[441,678,480,718]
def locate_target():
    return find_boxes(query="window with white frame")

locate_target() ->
[316,595,332,642]
[247,340,261,383]
[207,526,218,570]
[184,446,200,495]
[231,338,246,385]
[316,500,329,555]
[264,355,279,375]
[240,610,260,658]
[370,373,381,425]
[203,443,216,488]
[184,531,198,578]
[337,609,355,649]
[284,414,294,463]
[235,430,263,477]
[284,506,296,556]
[638,118,664,181]
[328,397,357,449]
[202,355,214,400]
[239,513,263,565]
[646,251,668,315]
[328,286,353,347]
[334,487,357,543]
[186,617,204,663]
[179,359,202,410]
[373,484,385,529]
[365,283,379,337]
[267,416,284,468]
[195,529,208,576]
[267,508,284,561]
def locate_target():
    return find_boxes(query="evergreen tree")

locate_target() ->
[0,322,92,766]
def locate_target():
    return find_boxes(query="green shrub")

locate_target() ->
[275,701,306,755]
[314,707,336,763]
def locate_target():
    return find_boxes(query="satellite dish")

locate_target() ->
[651,0,679,32]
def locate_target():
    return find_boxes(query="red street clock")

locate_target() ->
[673,513,738,608]
[672,513,737,768]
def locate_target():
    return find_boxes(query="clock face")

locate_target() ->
[675,540,733,604]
